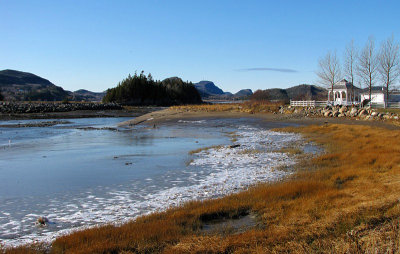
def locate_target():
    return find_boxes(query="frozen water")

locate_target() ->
[0,117,302,247]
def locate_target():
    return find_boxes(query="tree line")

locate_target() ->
[102,71,202,106]
[317,36,400,106]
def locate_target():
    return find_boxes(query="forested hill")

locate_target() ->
[0,69,69,101]
[250,84,326,103]
[102,72,202,106]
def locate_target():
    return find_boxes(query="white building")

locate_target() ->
[328,79,361,105]
[360,87,386,104]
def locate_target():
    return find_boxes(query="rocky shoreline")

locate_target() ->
[279,105,400,121]
[0,102,122,114]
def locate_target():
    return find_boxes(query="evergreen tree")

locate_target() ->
[102,71,202,106]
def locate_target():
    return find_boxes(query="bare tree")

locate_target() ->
[357,36,378,103]
[316,51,341,102]
[344,40,357,102]
[378,35,400,107]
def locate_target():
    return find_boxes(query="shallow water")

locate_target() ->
[0,117,301,246]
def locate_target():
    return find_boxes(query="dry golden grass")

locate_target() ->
[188,145,223,155]
[172,101,282,114]
[3,123,400,253]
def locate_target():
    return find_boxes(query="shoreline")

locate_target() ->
[1,114,304,248]
[0,107,165,121]
[118,107,400,130]
[3,107,400,253]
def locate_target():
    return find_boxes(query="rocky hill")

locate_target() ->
[72,89,105,102]
[0,70,104,101]
[194,80,253,100]
[234,89,253,98]
[286,84,326,101]
[251,84,326,102]
[0,69,69,101]
[194,81,224,98]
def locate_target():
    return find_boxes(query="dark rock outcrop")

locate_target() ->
[194,81,225,98]
[0,102,122,114]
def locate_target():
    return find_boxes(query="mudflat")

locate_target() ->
[119,107,400,130]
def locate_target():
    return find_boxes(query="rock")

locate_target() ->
[324,111,332,117]
[383,114,390,120]
[339,106,347,114]
[229,144,241,148]
[371,111,378,117]
[338,113,345,117]
[333,111,340,117]
[359,109,368,116]
[0,102,123,114]
[349,107,358,117]
[37,217,49,226]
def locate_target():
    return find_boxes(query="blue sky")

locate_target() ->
[1,1,399,93]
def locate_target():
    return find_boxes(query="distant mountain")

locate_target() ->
[234,89,253,98]
[0,69,54,87]
[194,80,253,100]
[250,84,327,102]
[0,69,104,101]
[0,69,69,101]
[194,81,224,98]
[286,84,326,101]
[72,89,105,102]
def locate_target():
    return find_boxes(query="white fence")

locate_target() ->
[290,100,327,107]
[371,102,400,109]
[290,100,400,109]
[388,102,400,109]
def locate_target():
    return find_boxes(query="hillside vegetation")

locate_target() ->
[0,69,69,101]
[102,72,202,106]
[0,70,106,102]
[251,84,327,103]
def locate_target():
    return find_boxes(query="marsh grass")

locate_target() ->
[188,145,223,155]
[4,123,400,253]
[172,101,282,114]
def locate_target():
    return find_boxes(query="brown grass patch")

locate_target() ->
[4,123,400,253]
[188,145,223,155]
[172,101,282,114]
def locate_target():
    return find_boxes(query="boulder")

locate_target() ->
[359,109,368,116]
[339,106,347,114]
[37,217,49,226]
[333,111,340,117]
